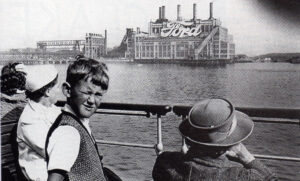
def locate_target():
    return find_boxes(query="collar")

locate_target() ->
[185,149,241,168]
[28,99,52,112]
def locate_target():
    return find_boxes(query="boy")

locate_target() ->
[17,65,61,181]
[45,57,117,181]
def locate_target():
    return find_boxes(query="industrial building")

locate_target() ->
[124,3,235,63]
[37,31,107,59]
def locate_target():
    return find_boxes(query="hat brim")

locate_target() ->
[179,111,254,147]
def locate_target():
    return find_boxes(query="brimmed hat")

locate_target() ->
[25,65,58,92]
[179,98,253,147]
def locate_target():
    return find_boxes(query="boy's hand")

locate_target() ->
[225,143,255,164]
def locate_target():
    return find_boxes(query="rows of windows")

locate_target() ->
[136,42,193,58]
[135,41,233,59]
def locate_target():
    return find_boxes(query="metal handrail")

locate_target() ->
[56,101,300,162]
[173,105,300,124]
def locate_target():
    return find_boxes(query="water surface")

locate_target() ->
[54,62,300,180]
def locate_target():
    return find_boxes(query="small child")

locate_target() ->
[17,64,61,181]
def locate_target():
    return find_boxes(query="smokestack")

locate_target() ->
[137,27,140,34]
[159,7,162,19]
[104,29,107,55]
[193,3,197,20]
[177,5,182,21]
[162,6,165,19]
[209,2,213,19]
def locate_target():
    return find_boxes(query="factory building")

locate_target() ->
[85,31,107,59]
[37,31,107,59]
[125,3,235,62]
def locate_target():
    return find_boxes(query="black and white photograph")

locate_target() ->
[1,0,299,180]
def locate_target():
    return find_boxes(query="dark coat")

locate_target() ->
[152,151,277,181]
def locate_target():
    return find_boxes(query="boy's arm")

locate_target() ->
[47,126,80,179]
[48,170,66,181]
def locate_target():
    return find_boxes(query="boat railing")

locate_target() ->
[56,101,300,162]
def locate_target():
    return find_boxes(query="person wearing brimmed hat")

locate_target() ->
[17,65,61,181]
[153,98,277,181]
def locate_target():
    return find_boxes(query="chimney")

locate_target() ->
[177,5,182,21]
[209,2,213,19]
[104,29,107,55]
[162,6,165,19]
[193,3,197,20]
[159,7,162,19]
[137,27,140,34]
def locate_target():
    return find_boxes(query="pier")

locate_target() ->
[0,52,76,65]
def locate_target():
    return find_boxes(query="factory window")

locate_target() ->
[159,45,162,57]
[185,44,189,57]
[136,46,139,57]
[167,45,171,57]
[163,45,166,57]
[150,46,154,57]
[142,45,145,57]
[221,42,227,48]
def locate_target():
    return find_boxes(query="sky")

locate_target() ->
[0,0,300,56]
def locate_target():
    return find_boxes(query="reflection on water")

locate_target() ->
[54,62,300,180]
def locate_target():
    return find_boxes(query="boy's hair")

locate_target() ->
[66,56,109,90]
[1,62,26,95]
[25,75,58,102]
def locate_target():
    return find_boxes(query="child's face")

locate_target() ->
[69,77,106,118]
[47,81,61,105]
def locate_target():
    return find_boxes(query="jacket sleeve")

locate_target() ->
[244,159,278,181]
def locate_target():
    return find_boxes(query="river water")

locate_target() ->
[54,62,299,181]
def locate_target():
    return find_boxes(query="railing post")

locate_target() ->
[181,116,188,154]
[155,115,163,155]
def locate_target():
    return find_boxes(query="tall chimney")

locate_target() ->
[193,3,197,20]
[159,7,162,19]
[177,5,182,21]
[209,2,213,19]
[162,6,165,19]
[104,29,107,55]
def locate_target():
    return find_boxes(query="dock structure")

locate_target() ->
[0,51,77,65]
[37,40,85,52]
[36,32,107,59]
[123,3,235,63]
[0,31,108,65]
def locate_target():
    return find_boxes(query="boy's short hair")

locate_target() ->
[25,75,58,101]
[66,56,109,90]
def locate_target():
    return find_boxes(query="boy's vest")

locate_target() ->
[45,111,106,181]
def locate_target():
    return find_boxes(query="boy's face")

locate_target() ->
[69,77,106,119]
[47,81,61,105]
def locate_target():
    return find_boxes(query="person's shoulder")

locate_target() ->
[155,151,185,165]
[52,125,80,139]
[18,103,37,124]
[157,151,184,160]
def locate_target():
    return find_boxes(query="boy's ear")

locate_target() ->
[45,87,51,97]
[62,82,71,98]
